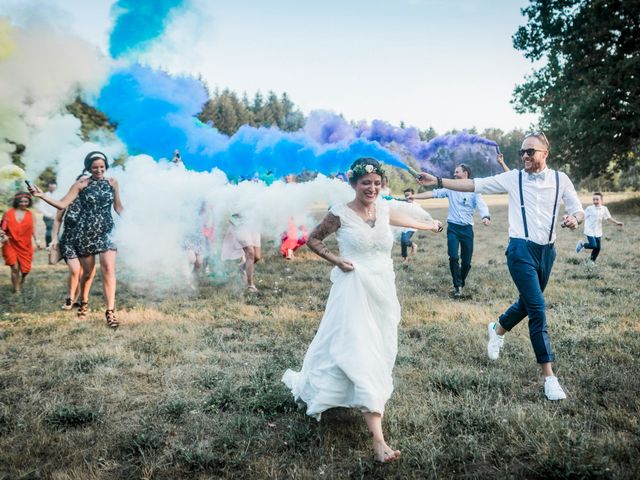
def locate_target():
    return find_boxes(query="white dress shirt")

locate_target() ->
[583,205,611,237]
[474,168,583,245]
[36,195,58,219]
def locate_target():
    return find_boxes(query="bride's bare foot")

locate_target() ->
[373,439,401,463]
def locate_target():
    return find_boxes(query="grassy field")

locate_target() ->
[1,193,639,479]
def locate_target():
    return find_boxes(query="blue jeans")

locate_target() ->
[447,222,474,288]
[400,231,415,258]
[583,235,601,261]
[43,216,54,247]
[499,238,556,364]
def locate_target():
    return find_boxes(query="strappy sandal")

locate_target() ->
[105,309,119,329]
[77,301,89,319]
[61,297,73,310]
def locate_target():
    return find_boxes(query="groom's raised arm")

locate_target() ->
[416,172,474,192]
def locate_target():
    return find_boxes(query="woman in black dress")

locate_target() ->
[30,151,124,328]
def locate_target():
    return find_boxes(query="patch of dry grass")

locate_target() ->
[1,192,639,479]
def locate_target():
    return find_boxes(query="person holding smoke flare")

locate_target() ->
[29,151,124,328]
[283,157,443,463]
[50,190,97,310]
[417,132,583,401]
[1,192,41,293]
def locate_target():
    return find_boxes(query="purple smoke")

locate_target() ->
[304,112,501,177]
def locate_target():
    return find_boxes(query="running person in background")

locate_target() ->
[36,181,57,247]
[412,164,491,297]
[399,188,433,265]
[221,213,262,292]
[1,192,41,293]
[575,192,624,262]
[29,151,124,329]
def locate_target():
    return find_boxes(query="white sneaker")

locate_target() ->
[575,240,584,253]
[544,376,567,400]
[487,322,504,360]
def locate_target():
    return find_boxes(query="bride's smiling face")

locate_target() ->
[352,173,382,204]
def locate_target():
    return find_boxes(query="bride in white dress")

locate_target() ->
[282,157,443,463]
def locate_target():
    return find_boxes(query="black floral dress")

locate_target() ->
[71,178,117,257]
[59,197,82,260]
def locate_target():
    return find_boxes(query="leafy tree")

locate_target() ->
[512,0,640,179]
[419,127,438,142]
[199,88,305,135]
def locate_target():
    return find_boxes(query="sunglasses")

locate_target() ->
[519,148,547,157]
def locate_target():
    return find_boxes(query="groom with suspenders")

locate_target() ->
[417,132,584,400]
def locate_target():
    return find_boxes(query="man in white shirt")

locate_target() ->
[417,132,584,401]
[576,192,624,262]
[36,181,57,247]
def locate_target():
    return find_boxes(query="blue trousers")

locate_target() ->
[499,238,556,364]
[583,235,601,261]
[400,231,415,258]
[43,216,54,247]
[447,222,474,288]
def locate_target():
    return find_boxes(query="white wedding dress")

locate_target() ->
[282,200,401,420]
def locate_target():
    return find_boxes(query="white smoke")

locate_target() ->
[111,156,353,292]
[0,13,110,174]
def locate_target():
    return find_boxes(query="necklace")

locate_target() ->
[354,202,376,227]
[365,206,374,218]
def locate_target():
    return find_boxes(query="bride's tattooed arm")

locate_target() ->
[307,213,354,272]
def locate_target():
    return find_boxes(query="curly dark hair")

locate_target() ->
[13,192,33,208]
[348,157,385,186]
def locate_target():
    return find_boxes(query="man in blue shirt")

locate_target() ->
[412,164,490,297]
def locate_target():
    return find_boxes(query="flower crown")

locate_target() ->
[347,162,385,179]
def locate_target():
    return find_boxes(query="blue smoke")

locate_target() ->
[97,65,408,178]
[109,0,185,58]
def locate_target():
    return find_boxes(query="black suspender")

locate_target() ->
[518,170,560,243]
[549,170,560,242]
[518,170,529,239]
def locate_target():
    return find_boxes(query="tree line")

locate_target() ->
[198,89,305,135]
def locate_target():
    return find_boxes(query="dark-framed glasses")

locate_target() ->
[519,148,546,157]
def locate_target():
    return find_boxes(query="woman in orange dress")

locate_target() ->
[1,192,41,293]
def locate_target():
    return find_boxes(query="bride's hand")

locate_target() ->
[336,258,354,272]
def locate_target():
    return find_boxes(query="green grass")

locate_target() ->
[0,193,639,479]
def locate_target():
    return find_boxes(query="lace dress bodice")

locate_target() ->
[330,201,394,268]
